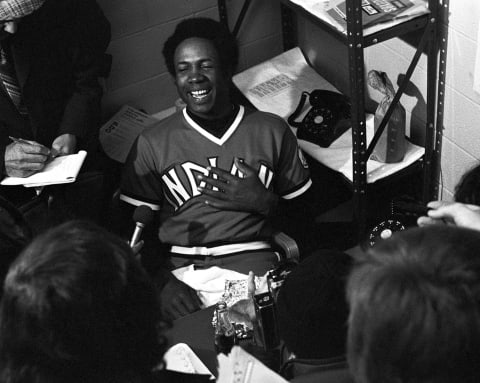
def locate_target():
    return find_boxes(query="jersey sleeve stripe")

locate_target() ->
[281,178,312,200]
[119,194,161,211]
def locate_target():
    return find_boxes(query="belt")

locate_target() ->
[170,241,272,258]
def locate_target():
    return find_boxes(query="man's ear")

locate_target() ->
[4,21,18,34]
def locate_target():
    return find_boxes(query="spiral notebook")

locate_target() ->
[1,151,87,188]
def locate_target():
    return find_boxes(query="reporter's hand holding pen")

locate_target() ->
[5,136,54,178]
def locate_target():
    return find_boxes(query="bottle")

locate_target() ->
[214,301,236,355]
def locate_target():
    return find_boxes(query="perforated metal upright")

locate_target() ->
[218,0,447,239]
[345,0,368,236]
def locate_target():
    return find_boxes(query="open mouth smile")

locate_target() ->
[189,89,212,100]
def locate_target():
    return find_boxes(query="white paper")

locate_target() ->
[233,48,425,183]
[299,115,425,183]
[99,105,161,163]
[233,47,339,120]
[164,343,214,379]
[172,265,268,308]
[1,151,87,187]
[216,346,288,383]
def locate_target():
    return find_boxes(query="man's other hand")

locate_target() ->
[159,275,202,320]
[197,158,278,216]
[51,134,77,156]
[417,201,480,231]
[5,140,50,177]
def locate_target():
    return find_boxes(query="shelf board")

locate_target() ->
[279,0,430,47]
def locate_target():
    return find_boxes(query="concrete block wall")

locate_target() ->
[96,0,283,119]
[438,0,480,200]
[362,0,480,201]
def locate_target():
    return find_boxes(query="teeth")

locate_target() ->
[191,89,210,99]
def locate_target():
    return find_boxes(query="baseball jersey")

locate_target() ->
[120,105,312,247]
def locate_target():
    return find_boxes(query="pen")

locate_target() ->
[8,136,33,145]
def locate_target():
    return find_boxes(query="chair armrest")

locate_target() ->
[271,231,300,264]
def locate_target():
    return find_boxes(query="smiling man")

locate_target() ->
[120,18,312,320]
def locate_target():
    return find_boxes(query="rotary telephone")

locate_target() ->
[288,89,351,147]
[365,196,430,248]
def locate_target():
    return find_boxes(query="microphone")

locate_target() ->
[130,205,154,248]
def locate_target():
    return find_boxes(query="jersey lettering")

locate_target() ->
[258,164,274,188]
[162,159,274,210]
[208,157,219,191]
[161,168,190,207]
[182,162,209,197]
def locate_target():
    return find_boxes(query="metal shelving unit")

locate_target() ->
[218,0,447,238]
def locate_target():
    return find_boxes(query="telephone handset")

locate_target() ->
[288,89,351,148]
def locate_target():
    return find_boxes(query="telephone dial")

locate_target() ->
[365,196,430,248]
[288,89,351,148]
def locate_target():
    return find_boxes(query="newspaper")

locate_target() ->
[287,0,429,35]
[327,0,429,29]
[99,105,161,163]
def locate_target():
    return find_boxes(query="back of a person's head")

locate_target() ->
[0,195,32,296]
[347,226,480,383]
[276,250,351,360]
[0,220,166,383]
[162,17,239,77]
[454,162,480,204]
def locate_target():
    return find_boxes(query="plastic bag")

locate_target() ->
[368,70,406,163]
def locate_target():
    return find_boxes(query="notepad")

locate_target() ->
[164,343,214,379]
[1,150,87,187]
[216,346,288,383]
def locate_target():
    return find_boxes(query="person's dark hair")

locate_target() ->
[454,162,480,204]
[163,17,239,77]
[0,195,32,296]
[347,226,480,383]
[276,250,351,360]
[0,220,167,383]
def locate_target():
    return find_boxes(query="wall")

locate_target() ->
[439,0,480,200]
[96,0,283,118]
